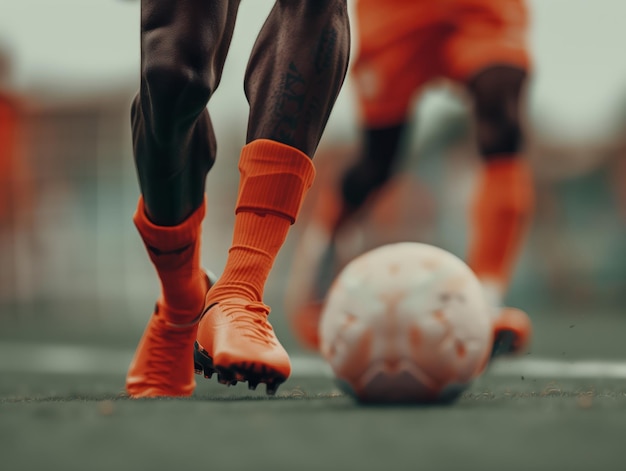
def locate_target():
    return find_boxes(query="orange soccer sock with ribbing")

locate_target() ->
[206,139,316,305]
[467,158,534,305]
[133,197,208,324]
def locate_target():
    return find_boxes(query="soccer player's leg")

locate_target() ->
[126,0,240,398]
[444,0,534,357]
[467,67,534,357]
[194,0,351,394]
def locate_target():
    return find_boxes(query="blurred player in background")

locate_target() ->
[126,0,350,397]
[0,41,35,302]
[0,44,24,232]
[286,0,535,356]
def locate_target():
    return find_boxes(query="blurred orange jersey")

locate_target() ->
[353,0,531,127]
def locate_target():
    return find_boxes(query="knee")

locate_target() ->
[140,60,212,140]
[469,67,527,156]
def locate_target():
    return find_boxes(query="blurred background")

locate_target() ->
[0,0,624,353]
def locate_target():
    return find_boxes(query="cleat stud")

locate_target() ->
[217,372,234,385]
[266,383,279,396]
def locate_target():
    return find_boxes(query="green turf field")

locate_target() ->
[1,306,625,471]
[1,373,625,471]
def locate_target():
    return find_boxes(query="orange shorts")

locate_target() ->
[352,0,531,127]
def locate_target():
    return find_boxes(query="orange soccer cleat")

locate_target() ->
[126,273,214,398]
[194,299,291,395]
[490,306,532,358]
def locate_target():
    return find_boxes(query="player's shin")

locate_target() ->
[467,157,534,307]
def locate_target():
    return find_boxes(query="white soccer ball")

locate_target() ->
[319,242,493,403]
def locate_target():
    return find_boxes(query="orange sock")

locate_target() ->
[206,139,316,304]
[134,196,207,324]
[467,157,534,302]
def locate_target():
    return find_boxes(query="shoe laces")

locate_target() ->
[220,301,277,345]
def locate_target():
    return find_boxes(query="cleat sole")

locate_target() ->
[491,330,517,358]
[193,341,287,395]
[491,307,532,359]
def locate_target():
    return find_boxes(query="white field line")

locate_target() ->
[1,341,626,379]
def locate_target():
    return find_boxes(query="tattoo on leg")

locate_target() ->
[270,62,306,145]
[315,26,338,74]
